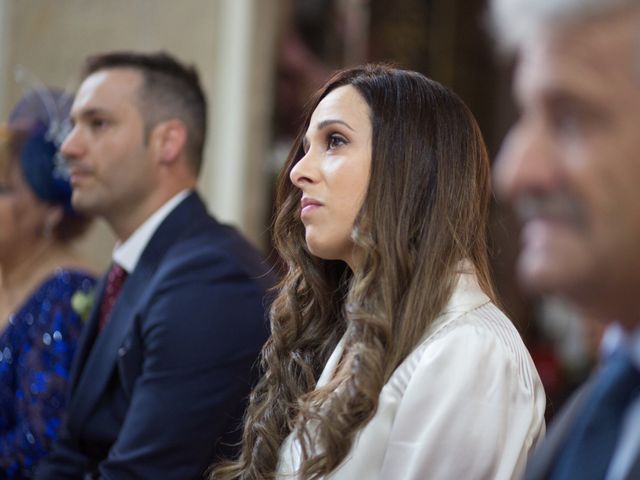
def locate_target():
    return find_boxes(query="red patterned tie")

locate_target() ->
[98,263,128,331]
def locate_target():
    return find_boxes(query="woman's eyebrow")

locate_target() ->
[303,118,356,151]
[316,119,355,132]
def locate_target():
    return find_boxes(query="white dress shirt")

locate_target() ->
[112,190,191,273]
[277,272,546,480]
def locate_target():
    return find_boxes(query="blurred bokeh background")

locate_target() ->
[0,0,597,417]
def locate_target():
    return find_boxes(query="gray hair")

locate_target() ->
[489,0,640,52]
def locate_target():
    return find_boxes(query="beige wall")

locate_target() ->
[0,0,279,269]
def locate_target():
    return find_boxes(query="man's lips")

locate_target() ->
[68,169,93,185]
[514,194,586,230]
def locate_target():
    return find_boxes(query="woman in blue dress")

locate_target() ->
[0,89,96,478]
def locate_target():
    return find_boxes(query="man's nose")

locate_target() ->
[493,121,560,201]
[60,125,84,161]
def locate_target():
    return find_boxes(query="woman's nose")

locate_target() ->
[289,149,317,188]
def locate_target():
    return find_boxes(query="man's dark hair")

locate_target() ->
[83,51,207,174]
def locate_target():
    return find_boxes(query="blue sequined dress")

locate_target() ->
[0,269,95,479]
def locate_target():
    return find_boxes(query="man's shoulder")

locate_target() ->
[136,193,275,294]
[149,207,273,288]
[171,214,266,267]
[161,193,255,253]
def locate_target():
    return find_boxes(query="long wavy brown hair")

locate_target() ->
[210,64,495,479]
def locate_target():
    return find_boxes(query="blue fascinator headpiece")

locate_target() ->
[8,87,75,212]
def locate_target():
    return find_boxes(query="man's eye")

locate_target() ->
[549,102,606,138]
[327,134,347,150]
[553,111,583,135]
[90,118,109,130]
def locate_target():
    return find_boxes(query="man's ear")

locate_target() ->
[152,119,187,165]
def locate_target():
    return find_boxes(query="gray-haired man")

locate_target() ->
[490,1,640,479]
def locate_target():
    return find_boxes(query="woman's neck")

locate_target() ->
[0,240,81,323]
[2,239,57,286]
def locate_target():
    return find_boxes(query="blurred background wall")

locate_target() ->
[0,0,593,417]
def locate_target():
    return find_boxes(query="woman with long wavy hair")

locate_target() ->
[211,64,545,479]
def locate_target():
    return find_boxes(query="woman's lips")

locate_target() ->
[300,197,323,217]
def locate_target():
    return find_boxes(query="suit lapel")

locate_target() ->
[68,274,108,393]
[525,380,594,480]
[67,192,209,431]
[67,263,149,431]
[625,449,640,480]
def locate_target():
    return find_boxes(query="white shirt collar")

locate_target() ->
[600,322,640,370]
[112,189,191,273]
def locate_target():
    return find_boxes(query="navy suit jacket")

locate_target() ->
[524,378,640,480]
[36,193,274,479]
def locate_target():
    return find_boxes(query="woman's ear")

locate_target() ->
[43,205,63,239]
[152,119,188,165]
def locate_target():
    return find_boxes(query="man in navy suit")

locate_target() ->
[36,51,273,479]
[490,1,640,479]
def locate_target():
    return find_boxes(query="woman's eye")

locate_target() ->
[327,134,347,150]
